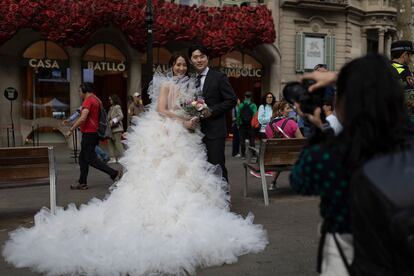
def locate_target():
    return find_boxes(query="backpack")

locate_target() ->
[268,117,292,138]
[240,103,254,126]
[91,95,112,140]
[333,148,414,276]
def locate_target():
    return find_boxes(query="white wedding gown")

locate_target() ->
[2,75,268,276]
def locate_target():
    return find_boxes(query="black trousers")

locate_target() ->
[231,123,240,156]
[203,137,228,183]
[239,125,256,157]
[79,133,118,185]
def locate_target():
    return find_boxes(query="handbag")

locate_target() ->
[251,111,260,129]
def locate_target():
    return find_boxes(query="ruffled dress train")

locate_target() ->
[2,108,268,276]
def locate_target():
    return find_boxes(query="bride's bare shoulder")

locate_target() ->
[160,82,171,95]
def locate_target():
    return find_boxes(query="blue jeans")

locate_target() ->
[95,145,109,161]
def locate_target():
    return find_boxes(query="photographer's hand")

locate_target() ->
[301,71,337,92]
[306,107,324,129]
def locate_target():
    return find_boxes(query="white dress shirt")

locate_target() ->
[197,67,209,92]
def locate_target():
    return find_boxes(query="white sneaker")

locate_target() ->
[107,158,117,164]
[249,170,261,178]
[269,183,277,190]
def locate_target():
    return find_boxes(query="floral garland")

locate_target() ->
[0,0,275,56]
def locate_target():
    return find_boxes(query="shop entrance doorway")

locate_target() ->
[94,73,128,128]
[83,43,128,129]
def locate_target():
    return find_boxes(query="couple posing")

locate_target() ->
[2,45,268,275]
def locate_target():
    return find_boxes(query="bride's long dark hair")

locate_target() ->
[168,53,190,77]
[335,54,412,169]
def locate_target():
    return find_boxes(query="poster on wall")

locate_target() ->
[304,37,324,70]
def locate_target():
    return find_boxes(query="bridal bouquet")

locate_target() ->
[182,96,208,118]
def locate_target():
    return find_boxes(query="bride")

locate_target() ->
[2,53,268,276]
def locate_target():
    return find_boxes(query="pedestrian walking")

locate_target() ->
[231,98,241,157]
[237,91,257,160]
[63,106,109,163]
[107,94,125,163]
[66,82,122,190]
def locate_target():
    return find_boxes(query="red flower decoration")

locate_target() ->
[0,0,275,56]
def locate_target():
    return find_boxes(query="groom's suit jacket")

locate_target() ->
[201,69,237,139]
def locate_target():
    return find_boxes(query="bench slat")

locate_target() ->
[0,165,49,179]
[0,178,49,189]
[0,147,49,158]
[0,156,49,166]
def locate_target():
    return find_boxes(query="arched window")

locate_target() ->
[82,43,128,123]
[83,43,127,78]
[211,51,263,105]
[142,47,172,73]
[22,40,69,121]
[211,51,262,78]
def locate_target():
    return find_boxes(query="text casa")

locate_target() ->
[29,59,60,69]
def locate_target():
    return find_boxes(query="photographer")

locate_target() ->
[288,54,413,275]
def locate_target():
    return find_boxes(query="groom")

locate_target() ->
[188,44,237,183]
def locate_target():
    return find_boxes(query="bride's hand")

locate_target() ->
[183,117,199,130]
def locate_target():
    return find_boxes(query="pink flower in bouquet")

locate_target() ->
[195,98,207,111]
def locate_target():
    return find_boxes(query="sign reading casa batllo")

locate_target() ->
[28,58,126,72]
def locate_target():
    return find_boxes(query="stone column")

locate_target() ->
[66,47,82,113]
[0,56,23,146]
[385,32,392,58]
[127,50,142,97]
[361,28,368,55]
[378,28,385,54]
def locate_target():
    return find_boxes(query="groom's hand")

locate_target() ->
[201,108,212,119]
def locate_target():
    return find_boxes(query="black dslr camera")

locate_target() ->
[282,80,326,115]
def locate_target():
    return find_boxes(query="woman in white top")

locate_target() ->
[257,92,275,139]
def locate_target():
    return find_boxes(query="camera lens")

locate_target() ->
[282,81,307,105]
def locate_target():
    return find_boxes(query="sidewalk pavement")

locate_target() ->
[0,142,320,276]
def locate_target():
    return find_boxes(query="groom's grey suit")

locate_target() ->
[200,68,237,182]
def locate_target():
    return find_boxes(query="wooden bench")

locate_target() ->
[243,138,307,206]
[0,146,57,214]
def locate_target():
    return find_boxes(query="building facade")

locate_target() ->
[0,0,399,147]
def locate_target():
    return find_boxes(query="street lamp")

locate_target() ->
[146,0,153,77]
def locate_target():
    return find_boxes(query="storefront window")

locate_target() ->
[83,43,128,124]
[22,41,69,120]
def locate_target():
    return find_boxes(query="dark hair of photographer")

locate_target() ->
[289,54,413,273]
[335,54,411,169]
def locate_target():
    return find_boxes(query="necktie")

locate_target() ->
[195,74,203,95]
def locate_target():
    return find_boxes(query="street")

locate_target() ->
[0,143,320,276]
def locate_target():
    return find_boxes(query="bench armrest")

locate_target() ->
[247,146,259,163]
[248,146,259,155]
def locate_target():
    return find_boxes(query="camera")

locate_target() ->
[282,80,326,115]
